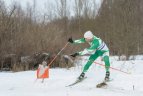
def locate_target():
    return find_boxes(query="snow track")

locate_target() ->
[0,60,143,96]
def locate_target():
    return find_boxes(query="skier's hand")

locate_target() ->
[70,53,79,57]
[68,37,74,43]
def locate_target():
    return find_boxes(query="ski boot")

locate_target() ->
[104,71,110,82]
[66,72,86,87]
[78,72,85,80]
[96,71,110,88]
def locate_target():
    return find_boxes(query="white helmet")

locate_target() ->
[84,31,94,39]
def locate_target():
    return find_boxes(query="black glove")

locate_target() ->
[70,53,79,57]
[68,37,74,43]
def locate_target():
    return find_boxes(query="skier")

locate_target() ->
[68,31,110,81]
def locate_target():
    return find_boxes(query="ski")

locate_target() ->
[66,77,87,87]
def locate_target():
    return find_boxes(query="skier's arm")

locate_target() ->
[78,40,99,55]
[73,38,86,44]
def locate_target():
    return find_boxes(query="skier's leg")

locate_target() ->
[78,51,100,80]
[83,52,99,73]
[102,52,110,81]
[103,56,110,72]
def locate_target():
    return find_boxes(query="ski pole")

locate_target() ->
[93,61,131,74]
[39,42,69,82]
[83,59,131,74]
[36,42,69,83]
[48,42,69,67]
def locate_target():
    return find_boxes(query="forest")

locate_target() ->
[0,0,143,71]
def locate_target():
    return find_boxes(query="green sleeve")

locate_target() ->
[73,38,86,44]
[87,39,99,50]
[79,39,100,55]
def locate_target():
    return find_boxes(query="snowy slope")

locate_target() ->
[0,60,143,96]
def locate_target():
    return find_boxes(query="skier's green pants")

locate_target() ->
[83,50,110,73]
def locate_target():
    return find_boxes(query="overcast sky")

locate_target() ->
[5,0,101,6]
[4,0,102,17]
[4,0,102,9]
[4,0,56,10]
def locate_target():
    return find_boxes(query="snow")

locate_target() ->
[0,58,143,96]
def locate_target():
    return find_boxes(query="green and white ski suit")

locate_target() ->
[73,36,110,73]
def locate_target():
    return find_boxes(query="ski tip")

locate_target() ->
[65,84,73,87]
[65,84,75,87]
[65,77,87,87]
